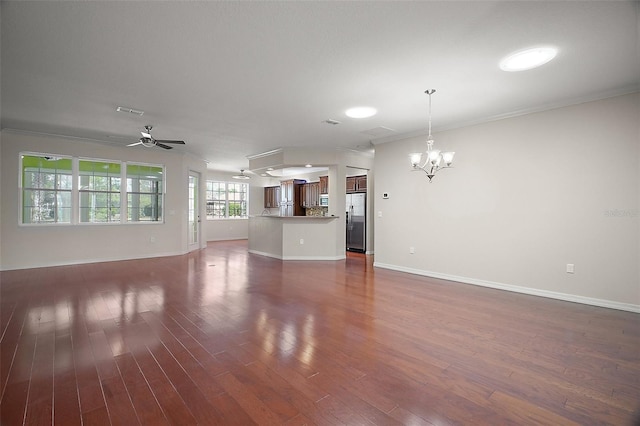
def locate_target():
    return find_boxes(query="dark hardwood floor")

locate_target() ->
[1,240,639,425]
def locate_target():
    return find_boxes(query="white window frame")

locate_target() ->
[125,162,165,223]
[19,152,166,226]
[19,153,73,225]
[206,180,249,220]
[78,157,123,224]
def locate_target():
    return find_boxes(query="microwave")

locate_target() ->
[319,194,329,206]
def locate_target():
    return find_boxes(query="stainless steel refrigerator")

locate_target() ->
[346,193,366,252]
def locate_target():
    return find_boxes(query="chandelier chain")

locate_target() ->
[426,89,435,140]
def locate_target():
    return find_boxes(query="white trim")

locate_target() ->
[5,128,130,146]
[283,255,347,261]
[371,88,640,146]
[1,250,186,271]
[249,250,346,261]
[248,249,283,259]
[246,148,284,160]
[373,262,640,314]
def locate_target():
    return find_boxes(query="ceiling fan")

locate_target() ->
[127,125,185,150]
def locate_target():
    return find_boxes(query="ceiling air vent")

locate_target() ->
[116,106,144,116]
[361,126,396,137]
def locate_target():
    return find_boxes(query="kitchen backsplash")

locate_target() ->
[306,207,329,216]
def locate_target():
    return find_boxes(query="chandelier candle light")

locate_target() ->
[410,89,455,182]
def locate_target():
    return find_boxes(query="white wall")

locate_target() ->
[0,131,3,269]
[374,93,640,311]
[0,131,207,270]
[203,170,278,241]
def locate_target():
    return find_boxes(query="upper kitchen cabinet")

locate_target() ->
[301,182,320,208]
[319,176,328,194]
[280,179,306,216]
[264,186,280,208]
[346,175,367,193]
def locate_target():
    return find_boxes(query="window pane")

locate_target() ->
[58,173,73,190]
[79,159,122,223]
[127,163,163,222]
[21,155,72,224]
[205,181,248,219]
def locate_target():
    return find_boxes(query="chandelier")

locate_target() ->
[410,89,455,182]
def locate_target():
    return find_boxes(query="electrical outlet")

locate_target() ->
[566,263,574,273]
[409,247,415,254]
[150,236,156,243]
[378,211,383,217]
[300,238,304,245]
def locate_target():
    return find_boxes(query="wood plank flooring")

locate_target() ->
[1,240,639,425]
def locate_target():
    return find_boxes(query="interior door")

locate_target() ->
[188,172,201,252]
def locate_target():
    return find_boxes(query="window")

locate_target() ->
[79,159,121,223]
[19,152,165,225]
[206,181,248,219]
[227,182,248,218]
[127,164,164,222]
[21,155,73,224]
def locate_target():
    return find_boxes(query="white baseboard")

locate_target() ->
[283,255,347,261]
[249,250,346,261]
[207,237,249,242]
[1,250,187,271]
[248,249,283,260]
[373,262,640,314]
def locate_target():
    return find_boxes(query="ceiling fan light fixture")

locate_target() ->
[232,170,251,180]
[500,46,558,72]
[126,125,186,150]
[140,137,155,148]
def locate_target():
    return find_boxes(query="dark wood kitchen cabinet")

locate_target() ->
[301,182,320,207]
[263,186,280,208]
[319,176,328,194]
[280,179,306,216]
[346,175,367,193]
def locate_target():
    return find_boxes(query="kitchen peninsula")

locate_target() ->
[246,147,373,259]
[248,215,344,260]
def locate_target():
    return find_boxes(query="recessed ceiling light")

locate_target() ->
[500,46,558,72]
[305,164,312,168]
[345,107,377,119]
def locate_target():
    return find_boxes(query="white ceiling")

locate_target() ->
[2,1,638,173]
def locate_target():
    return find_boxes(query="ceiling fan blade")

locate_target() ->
[127,141,143,147]
[155,143,173,150]
[154,139,185,145]
[141,131,152,139]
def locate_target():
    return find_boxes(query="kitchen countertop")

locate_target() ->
[251,215,339,219]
